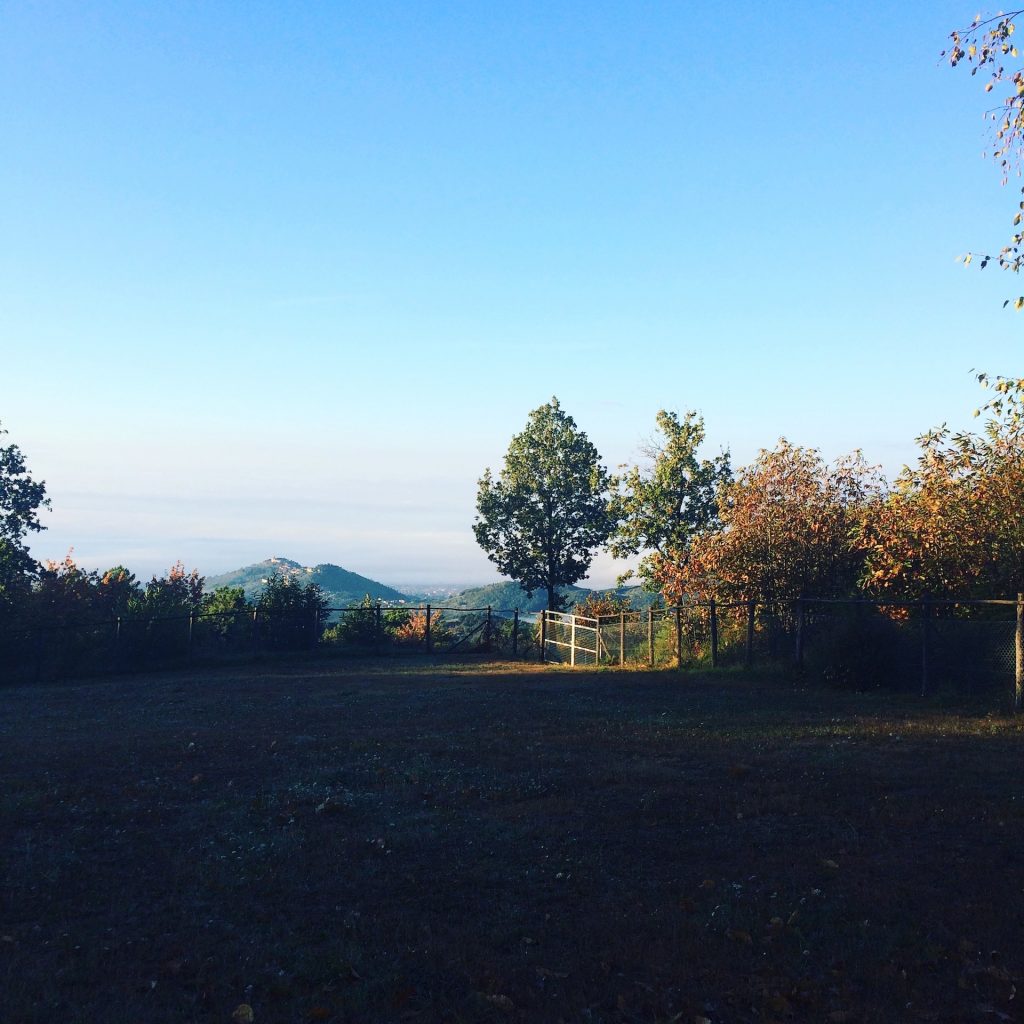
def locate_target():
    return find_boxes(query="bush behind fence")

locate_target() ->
[0,604,536,684]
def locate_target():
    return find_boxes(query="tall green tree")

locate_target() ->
[0,421,50,615]
[607,410,731,592]
[474,398,611,611]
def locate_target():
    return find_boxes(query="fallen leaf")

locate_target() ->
[231,1005,254,1024]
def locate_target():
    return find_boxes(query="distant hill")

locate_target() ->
[204,557,408,608]
[443,581,660,613]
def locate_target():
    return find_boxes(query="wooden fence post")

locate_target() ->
[570,615,577,667]
[187,612,194,661]
[619,611,625,667]
[486,605,492,651]
[1016,593,1023,711]
[675,606,683,669]
[647,608,654,667]
[375,603,382,652]
[512,609,519,657]
[424,604,432,653]
[252,607,259,652]
[540,612,547,663]
[710,598,719,668]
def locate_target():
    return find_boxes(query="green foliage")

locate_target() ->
[202,585,249,616]
[474,398,612,611]
[608,409,731,591]
[139,562,205,617]
[256,572,328,650]
[321,594,409,647]
[0,421,49,545]
[33,553,102,627]
[0,422,49,616]
[0,539,36,620]
[199,585,251,641]
[572,590,631,618]
[97,566,141,617]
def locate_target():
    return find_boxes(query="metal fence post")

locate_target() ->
[486,605,492,651]
[540,611,547,663]
[1016,593,1023,711]
[619,611,625,667]
[570,615,577,667]
[252,607,259,652]
[746,598,755,668]
[187,612,194,661]
[675,606,683,669]
[710,598,719,668]
[647,607,654,666]
[512,609,519,657]
[425,604,432,654]
[921,594,931,697]
[795,597,805,668]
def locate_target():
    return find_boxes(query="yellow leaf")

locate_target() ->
[232,1006,255,1024]
[1015,296,1024,310]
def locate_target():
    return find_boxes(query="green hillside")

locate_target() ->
[204,557,408,608]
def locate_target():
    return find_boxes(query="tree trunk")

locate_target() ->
[547,584,556,611]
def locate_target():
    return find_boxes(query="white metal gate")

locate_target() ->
[540,611,599,665]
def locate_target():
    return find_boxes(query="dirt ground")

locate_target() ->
[2,658,1023,1023]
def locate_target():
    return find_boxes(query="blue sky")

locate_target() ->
[1,1,1019,586]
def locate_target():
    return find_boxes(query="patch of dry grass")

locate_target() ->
[1,659,1023,1023]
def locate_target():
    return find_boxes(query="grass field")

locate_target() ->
[2,660,1023,1023]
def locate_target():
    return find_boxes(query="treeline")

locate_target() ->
[475,378,1024,610]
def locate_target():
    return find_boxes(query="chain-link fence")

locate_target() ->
[541,597,1024,701]
[800,598,1018,696]
[0,604,537,685]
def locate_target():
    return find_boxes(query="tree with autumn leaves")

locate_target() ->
[861,385,1024,600]
[653,441,883,608]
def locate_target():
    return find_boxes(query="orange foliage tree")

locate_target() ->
[656,440,882,607]
[861,385,1024,599]
[392,608,447,645]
